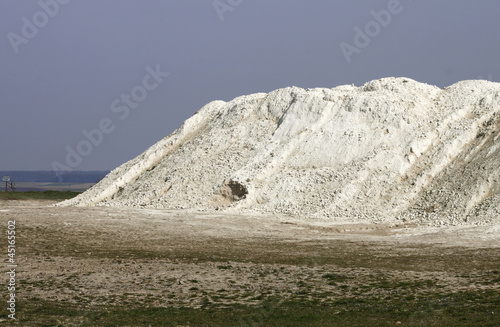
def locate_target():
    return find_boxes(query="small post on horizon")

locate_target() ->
[3,176,10,192]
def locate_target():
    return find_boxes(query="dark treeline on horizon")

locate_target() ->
[0,171,109,183]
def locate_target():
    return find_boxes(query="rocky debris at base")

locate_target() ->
[58,77,500,225]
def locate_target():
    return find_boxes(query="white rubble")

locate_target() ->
[58,78,500,225]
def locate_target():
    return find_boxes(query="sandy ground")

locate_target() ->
[1,200,500,323]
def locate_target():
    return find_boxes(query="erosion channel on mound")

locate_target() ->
[58,77,500,225]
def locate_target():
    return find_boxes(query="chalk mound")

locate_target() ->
[58,78,500,225]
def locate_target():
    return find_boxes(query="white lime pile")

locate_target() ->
[58,78,500,225]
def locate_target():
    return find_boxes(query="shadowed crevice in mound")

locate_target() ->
[57,77,500,225]
[226,180,248,201]
[212,180,249,206]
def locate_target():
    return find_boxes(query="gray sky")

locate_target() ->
[1,0,499,172]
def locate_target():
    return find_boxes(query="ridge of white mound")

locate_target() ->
[58,77,500,225]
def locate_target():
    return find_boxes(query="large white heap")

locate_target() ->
[58,78,500,225]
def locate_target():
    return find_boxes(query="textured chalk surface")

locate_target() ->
[58,78,500,225]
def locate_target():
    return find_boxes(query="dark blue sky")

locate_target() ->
[1,0,499,171]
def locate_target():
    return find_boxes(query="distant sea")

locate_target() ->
[0,171,109,192]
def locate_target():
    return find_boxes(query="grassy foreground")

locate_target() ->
[1,194,499,326]
[5,237,500,326]
[13,290,500,326]
[0,190,80,201]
